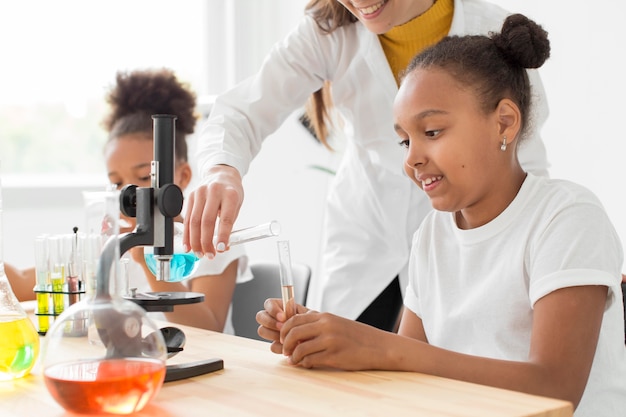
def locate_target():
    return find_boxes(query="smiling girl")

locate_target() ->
[257,14,626,416]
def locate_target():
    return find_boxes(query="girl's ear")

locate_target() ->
[495,98,522,147]
[175,162,193,191]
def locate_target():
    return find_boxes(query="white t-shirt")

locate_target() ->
[404,174,626,416]
[125,244,252,334]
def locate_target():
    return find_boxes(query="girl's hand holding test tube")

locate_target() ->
[257,299,383,370]
[277,241,296,319]
[256,240,306,353]
[259,240,385,368]
[256,298,309,355]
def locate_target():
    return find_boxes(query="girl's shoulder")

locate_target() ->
[527,174,603,208]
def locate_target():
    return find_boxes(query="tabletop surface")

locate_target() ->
[3,316,573,417]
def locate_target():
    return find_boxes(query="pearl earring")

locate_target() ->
[500,136,507,151]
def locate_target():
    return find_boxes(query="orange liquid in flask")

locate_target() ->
[44,358,165,415]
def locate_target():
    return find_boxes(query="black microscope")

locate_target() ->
[94,114,222,381]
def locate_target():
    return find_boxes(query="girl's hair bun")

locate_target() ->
[102,68,197,136]
[491,13,550,69]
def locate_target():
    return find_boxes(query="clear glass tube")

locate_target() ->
[226,221,281,246]
[277,240,296,319]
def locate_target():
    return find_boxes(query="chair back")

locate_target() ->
[232,261,311,341]
[622,282,626,344]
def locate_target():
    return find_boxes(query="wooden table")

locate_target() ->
[2,317,573,417]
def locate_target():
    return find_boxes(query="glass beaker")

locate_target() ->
[41,190,167,415]
[0,165,40,380]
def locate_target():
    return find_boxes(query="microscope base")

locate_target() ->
[165,358,224,382]
[124,291,205,312]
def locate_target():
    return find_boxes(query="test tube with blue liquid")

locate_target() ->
[277,240,296,319]
[144,220,281,282]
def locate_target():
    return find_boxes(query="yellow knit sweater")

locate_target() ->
[379,0,454,85]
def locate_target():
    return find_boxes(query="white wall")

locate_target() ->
[2,177,106,268]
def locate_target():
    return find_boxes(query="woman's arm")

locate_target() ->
[184,15,330,256]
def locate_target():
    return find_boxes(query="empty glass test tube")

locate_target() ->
[277,240,296,319]
[222,220,281,247]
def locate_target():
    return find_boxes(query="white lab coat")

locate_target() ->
[196,0,550,320]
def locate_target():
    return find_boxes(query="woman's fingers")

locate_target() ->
[183,166,244,257]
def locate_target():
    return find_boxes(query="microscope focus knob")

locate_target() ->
[120,184,138,218]
[157,183,184,217]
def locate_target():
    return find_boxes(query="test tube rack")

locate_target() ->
[33,285,86,335]
[33,230,99,336]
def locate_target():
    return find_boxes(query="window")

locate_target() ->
[1,0,314,273]
[0,0,208,177]
[0,0,307,180]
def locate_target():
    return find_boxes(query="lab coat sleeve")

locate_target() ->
[195,15,334,178]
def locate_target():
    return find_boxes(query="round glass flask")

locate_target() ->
[41,191,167,415]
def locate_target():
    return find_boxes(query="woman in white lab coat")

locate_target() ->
[184,0,550,331]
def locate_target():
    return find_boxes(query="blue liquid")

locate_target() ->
[144,253,199,282]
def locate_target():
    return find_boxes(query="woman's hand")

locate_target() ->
[256,298,308,354]
[183,165,244,258]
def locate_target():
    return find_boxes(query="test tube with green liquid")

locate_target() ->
[34,235,50,334]
[48,236,65,315]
